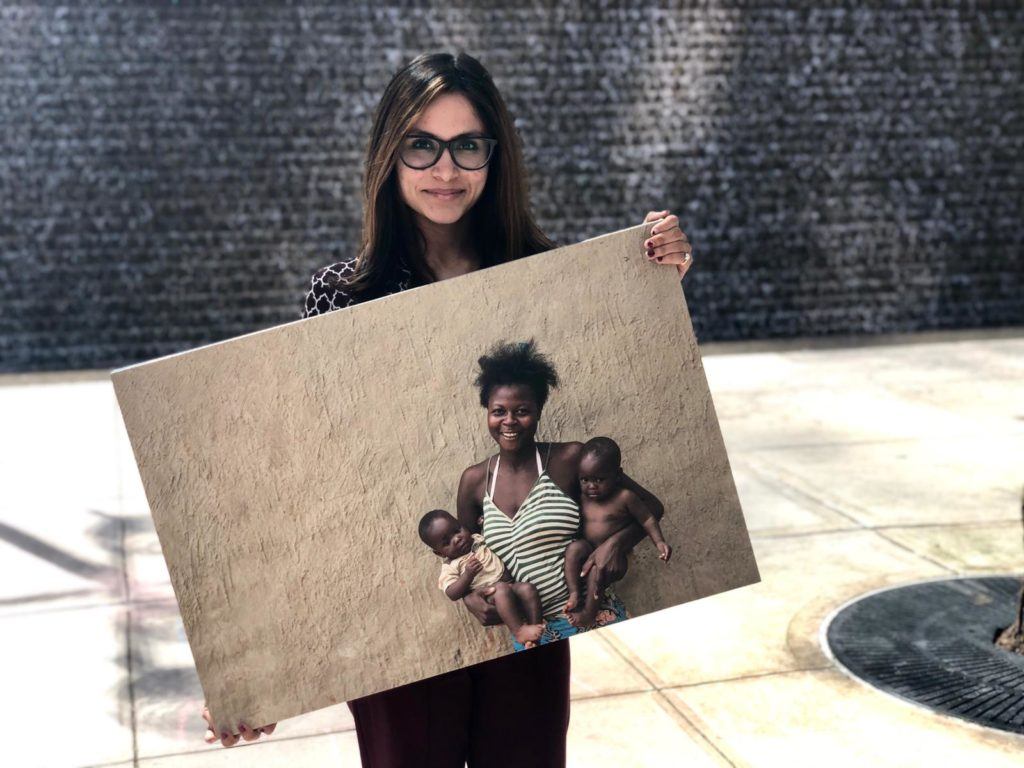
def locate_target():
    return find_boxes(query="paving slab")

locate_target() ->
[0,378,126,612]
[704,336,1024,389]
[877,522,1024,573]
[701,351,801,393]
[137,730,362,767]
[122,513,175,603]
[129,599,356,760]
[754,433,1024,527]
[603,531,946,687]
[567,691,730,767]
[0,378,122,513]
[0,533,113,616]
[713,383,983,451]
[5,332,1024,767]
[878,377,1024,433]
[113,405,152,518]
[664,668,1024,768]
[1,604,134,768]
[130,597,650,757]
[731,456,857,536]
[567,631,652,700]
[847,337,1024,384]
[0,500,127,615]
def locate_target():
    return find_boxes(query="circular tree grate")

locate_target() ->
[826,576,1024,735]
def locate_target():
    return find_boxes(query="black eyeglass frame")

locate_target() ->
[398,133,499,171]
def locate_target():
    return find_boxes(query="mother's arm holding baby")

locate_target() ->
[455,462,502,626]
[581,475,665,585]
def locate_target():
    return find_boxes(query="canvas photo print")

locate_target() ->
[111,222,759,733]
[420,338,676,651]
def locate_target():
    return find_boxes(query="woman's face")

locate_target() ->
[486,384,540,451]
[396,92,490,228]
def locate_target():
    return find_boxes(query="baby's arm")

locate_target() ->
[443,555,483,601]
[623,490,672,562]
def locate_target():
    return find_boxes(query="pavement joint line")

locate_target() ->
[119,516,140,768]
[595,629,664,690]
[698,327,1024,355]
[569,686,656,703]
[0,592,178,620]
[869,528,960,575]
[712,384,1024,404]
[750,517,1024,542]
[744,459,886,528]
[732,430,1024,453]
[651,688,739,767]
[751,526,869,540]
[739,457,868,528]
[134,723,359,762]
[661,664,835,692]
[0,587,104,608]
[873,519,1024,530]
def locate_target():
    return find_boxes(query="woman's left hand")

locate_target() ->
[643,210,693,278]
[580,537,629,586]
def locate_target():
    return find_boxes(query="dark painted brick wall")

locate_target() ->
[2,2,1022,372]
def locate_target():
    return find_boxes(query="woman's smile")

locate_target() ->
[424,188,466,201]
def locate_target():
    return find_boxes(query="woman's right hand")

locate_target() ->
[202,704,276,748]
[463,587,501,626]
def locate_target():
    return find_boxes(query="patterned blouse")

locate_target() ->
[300,256,415,319]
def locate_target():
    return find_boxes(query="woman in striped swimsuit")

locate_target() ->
[456,340,665,650]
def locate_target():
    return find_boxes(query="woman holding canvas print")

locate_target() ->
[204,52,693,767]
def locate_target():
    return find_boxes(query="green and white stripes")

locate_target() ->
[483,474,580,619]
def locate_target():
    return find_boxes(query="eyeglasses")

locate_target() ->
[399,133,498,171]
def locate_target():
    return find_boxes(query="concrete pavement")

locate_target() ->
[2,330,1022,767]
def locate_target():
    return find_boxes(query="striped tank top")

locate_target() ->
[482,445,580,618]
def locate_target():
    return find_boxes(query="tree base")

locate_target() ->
[995,621,1024,656]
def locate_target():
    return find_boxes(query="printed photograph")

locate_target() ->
[421,339,676,651]
[111,224,760,732]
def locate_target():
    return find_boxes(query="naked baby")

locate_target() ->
[564,436,672,628]
[418,509,546,648]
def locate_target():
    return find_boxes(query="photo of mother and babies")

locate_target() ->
[418,339,673,651]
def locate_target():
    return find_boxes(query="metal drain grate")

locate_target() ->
[826,576,1024,734]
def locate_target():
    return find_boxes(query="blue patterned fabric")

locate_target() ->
[511,590,630,652]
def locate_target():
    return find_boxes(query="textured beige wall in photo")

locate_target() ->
[112,223,758,732]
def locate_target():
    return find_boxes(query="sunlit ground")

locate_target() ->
[2,330,1023,767]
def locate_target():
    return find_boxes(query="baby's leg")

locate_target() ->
[568,562,604,629]
[509,582,543,626]
[489,583,545,647]
[562,539,592,613]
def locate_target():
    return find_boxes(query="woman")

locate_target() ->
[203,52,693,766]
[459,340,663,651]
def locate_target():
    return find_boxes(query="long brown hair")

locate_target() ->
[344,52,555,298]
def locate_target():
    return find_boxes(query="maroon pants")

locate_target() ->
[348,641,571,768]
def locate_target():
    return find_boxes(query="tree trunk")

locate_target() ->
[996,583,1024,655]
[995,488,1024,656]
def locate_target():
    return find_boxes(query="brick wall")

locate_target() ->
[2,2,1021,372]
